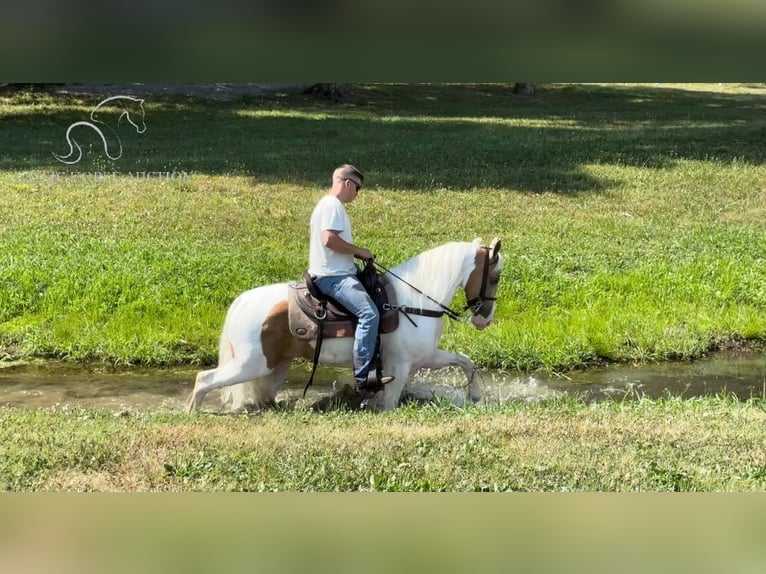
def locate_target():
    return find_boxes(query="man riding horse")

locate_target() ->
[308,164,395,393]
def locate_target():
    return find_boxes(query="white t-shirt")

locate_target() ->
[309,195,357,277]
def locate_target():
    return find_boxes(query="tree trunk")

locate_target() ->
[303,83,351,102]
[513,83,536,96]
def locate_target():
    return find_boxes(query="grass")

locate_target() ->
[2,83,766,371]
[2,396,766,491]
[5,83,766,494]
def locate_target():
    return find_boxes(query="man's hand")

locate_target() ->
[355,248,374,262]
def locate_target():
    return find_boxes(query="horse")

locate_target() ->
[53,95,147,165]
[187,237,503,413]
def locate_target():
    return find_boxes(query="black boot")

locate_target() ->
[356,372,395,393]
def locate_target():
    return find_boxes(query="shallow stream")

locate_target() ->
[1,351,764,412]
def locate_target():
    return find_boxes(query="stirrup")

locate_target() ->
[357,372,395,393]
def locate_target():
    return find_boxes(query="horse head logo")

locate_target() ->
[53,95,147,165]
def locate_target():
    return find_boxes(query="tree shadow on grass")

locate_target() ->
[1,83,765,195]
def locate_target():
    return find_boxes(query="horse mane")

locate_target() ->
[389,239,482,307]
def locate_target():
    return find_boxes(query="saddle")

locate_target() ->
[288,264,400,340]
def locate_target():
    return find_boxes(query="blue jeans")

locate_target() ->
[314,273,380,386]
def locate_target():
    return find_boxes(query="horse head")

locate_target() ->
[91,95,147,134]
[462,237,502,330]
[119,98,147,134]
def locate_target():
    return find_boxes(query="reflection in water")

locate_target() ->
[0,351,764,412]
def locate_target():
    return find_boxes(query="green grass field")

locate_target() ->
[4,83,766,492]
[2,83,766,371]
[3,396,766,491]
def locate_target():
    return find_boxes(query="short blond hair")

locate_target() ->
[333,164,364,184]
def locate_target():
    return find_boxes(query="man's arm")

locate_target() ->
[322,230,373,261]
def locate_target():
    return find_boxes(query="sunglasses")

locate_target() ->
[343,178,362,191]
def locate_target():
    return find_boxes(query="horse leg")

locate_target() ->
[187,355,271,413]
[421,349,481,403]
[251,360,291,409]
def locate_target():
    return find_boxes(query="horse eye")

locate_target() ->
[490,276,500,285]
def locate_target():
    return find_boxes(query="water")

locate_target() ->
[0,363,195,412]
[483,350,766,404]
[1,351,764,412]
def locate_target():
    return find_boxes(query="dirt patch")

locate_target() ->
[54,83,309,101]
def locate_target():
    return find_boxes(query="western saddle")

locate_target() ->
[288,262,399,395]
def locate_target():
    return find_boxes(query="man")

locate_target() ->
[309,164,394,392]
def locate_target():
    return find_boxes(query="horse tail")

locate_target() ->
[52,145,82,165]
[218,329,234,367]
[218,296,252,410]
[52,123,85,164]
[52,121,119,164]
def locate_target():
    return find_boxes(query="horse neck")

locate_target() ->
[91,97,143,124]
[389,242,477,308]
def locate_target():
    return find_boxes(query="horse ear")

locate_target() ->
[488,237,501,262]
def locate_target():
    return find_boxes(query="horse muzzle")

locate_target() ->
[471,313,493,330]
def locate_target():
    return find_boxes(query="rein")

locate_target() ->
[372,244,498,322]
[372,260,463,321]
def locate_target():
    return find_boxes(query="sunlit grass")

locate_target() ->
[2,397,766,491]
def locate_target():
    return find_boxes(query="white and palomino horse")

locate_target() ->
[187,238,502,413]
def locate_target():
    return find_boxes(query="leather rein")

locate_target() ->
[373,245,498,324]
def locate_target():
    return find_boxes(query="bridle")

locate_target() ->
[464,245,499,319]
[373,243,500,324]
